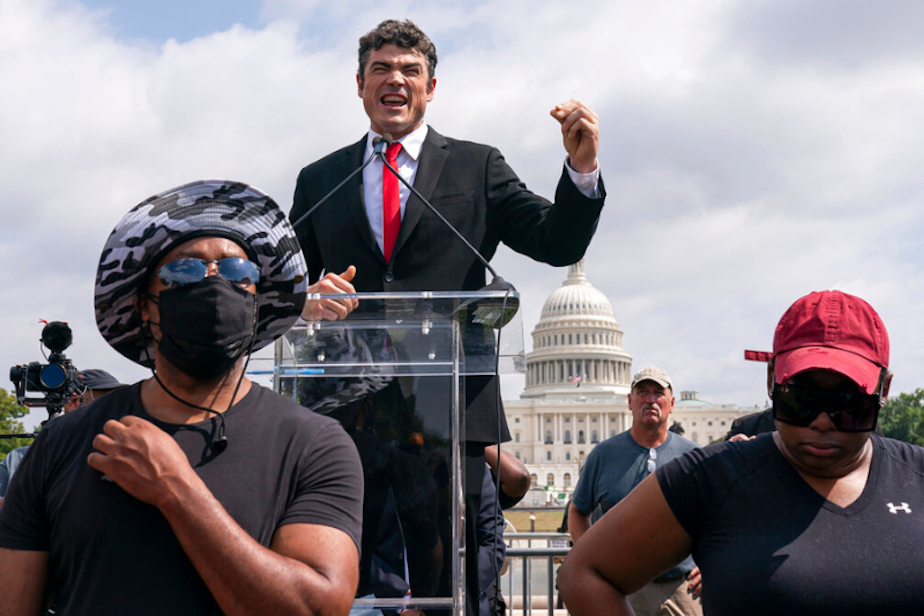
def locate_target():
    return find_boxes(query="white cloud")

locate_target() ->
[2,0,923,430]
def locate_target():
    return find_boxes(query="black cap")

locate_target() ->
[79,369,125,391]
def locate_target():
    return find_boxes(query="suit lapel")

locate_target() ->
[393,127,448,259]
[340,135,386,265]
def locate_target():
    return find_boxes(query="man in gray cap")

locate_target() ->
[567,366,702,616]
[58,368,126,414]
[0,180,363,616]
[76,368,125,406]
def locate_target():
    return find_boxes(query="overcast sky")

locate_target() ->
[2,0,923,430]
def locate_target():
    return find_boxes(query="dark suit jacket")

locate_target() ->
[725,408,777,440]
[290,127,606,442]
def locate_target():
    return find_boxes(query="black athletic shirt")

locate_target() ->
[0,382,363,615]
[657,433,924,615]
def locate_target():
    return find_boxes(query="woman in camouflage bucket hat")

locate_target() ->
[95,180,307,366]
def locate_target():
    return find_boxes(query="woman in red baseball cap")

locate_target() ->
[559,290,924,616]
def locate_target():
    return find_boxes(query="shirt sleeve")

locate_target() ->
[564,158,602,198]
[570,449,599,514]
[0,437,50,551]
[279,422,364,549]
[0,454,12,498]
[655,447,710,541]
[656,439,763,542]
[477,466,506,586]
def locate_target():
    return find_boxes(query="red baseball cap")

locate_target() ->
[746,290,889,394]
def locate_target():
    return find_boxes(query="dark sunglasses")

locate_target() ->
[157,258,260,288]
[646,448,657,473]
[772,382,881,432]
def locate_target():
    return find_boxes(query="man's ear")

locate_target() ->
[881,371,893,401]
[357,72,364,98]
[766,363,775,399]
[137,293,149,322]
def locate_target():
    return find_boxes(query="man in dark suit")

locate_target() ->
[289,19,605,614]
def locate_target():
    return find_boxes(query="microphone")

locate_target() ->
[378,150,520,327]
[373,132,393,155]
[210,411,229,453]
[289,133,394,232]
[151,371,230,454]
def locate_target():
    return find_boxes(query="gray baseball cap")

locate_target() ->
[630,366,673,391]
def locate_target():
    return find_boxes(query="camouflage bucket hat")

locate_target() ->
[95,180,308,367]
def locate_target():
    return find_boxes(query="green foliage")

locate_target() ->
[0,387,33,459]
[879,389,924,446]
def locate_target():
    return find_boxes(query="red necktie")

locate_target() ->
[383,142,402,262]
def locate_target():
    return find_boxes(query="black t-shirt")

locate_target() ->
[0,382,363,616]
[658,433,924,615]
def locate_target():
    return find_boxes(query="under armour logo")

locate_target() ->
[887,502,912,514]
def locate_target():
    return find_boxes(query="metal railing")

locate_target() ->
[501,532,571,616]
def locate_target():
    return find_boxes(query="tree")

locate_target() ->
[0,387,33,459]
[879,389,924,446]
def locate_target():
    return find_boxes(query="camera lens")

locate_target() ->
[40,363,67,390]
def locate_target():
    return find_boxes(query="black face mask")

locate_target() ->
[154,276,257,381]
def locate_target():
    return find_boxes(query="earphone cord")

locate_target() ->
[147,306,259,452]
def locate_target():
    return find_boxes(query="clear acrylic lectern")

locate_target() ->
[273,290,524,615]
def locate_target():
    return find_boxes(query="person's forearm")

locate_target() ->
[0,548,48,616]
[558,564,633,616]
[157,476,355,616]
[485,446,530,500]
[568,505,591,543]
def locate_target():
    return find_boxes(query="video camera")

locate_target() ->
[9,321,82,419]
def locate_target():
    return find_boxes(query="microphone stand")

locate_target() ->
[290,136,393,232]
[379,150,510,288]
[379,143,520,327]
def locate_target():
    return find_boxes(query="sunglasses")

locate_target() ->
[646,448,657,473]
[772,382,881,432]
[157,258,260,288]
